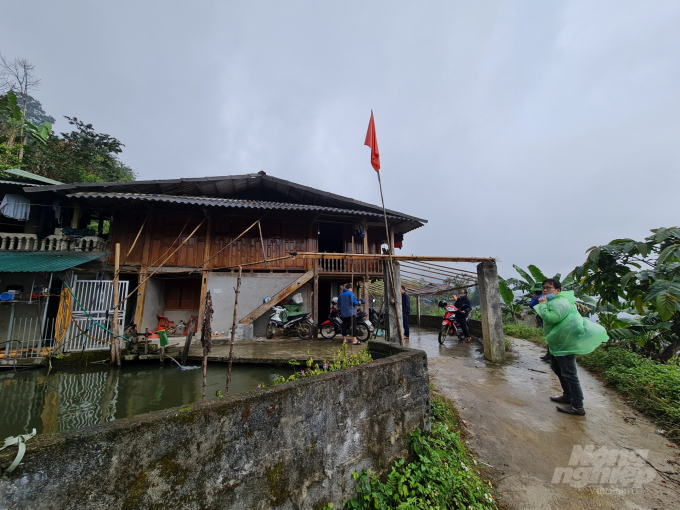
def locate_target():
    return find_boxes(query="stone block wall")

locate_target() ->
[0,343,430,510]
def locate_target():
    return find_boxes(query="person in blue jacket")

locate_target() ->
[338,284,361,345]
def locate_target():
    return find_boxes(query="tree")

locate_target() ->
[0,54,41,161]
[572,227,680,361]
[22,116,135,183]
[0,91,50,170]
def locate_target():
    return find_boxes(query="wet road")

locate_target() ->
[405,327,680,510]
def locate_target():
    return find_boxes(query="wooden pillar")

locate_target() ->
[417,294,421,326]
[112,243,121,367]
[198,216,212,326]
[389,228,395,255]
[313,261,319,326]
[134,212,153,330]
[71,206,81,229]
[363,221,369,305]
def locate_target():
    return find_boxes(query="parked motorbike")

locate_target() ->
[437,300,467,344]
[320,305,344,339]
[266,305,314,339]
[319,301,370,341]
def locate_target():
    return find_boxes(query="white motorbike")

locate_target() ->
[266,305,314,339]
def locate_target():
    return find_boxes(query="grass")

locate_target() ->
[578,347,680,438]
[344,392,498,509]
[502,324,545,344]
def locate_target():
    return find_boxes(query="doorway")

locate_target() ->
[318,222,344,253]
[318,281,332,326]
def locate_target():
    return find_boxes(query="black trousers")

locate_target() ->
[341,316,357,337]
[550,354,584,409]
[456,314,470,338]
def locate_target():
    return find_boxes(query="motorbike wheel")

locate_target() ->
[438,325,449,345]
[456,325,466,341]
[297,322,312,340]
[356,323,370,342]
[266,323,276,339]
[320,324,336,339]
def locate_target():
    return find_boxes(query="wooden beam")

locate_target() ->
[239,268,315,325]
[289,252,495,263]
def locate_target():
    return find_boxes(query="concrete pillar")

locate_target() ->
[383,261,403,343]
[417,295,421,326]
[477,260,505,362]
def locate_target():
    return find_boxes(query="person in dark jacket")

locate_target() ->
[453,289,472,343]
[338,284,361,345]
[401,286,411,339]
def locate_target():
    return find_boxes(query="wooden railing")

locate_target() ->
[317,258,383,275]
[0,233,109,252]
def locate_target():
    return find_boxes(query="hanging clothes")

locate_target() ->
[0,194,31,221]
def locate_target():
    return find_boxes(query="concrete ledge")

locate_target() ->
[0,344,431,510]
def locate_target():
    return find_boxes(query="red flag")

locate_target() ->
[364,111,380,171]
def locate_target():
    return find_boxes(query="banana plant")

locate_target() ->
[0,91,51,149]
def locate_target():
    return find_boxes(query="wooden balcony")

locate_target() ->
[316,257,383,276]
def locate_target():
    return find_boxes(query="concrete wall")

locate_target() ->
[207,273,310,338]
[0,342,430,510]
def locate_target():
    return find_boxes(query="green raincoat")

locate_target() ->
[534,290,608,356]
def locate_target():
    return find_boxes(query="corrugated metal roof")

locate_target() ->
[67,192,411,221]
[4,169,62,185]
[26,172,426,224]
[0,179,40,187]
[0,251,107,273]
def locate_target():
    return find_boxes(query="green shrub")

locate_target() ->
[502,324,545,343]
[259,345,373,388]
[346,394,497,509]
[578,348,680,437]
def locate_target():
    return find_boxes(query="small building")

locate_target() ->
[1,169,112,362]
[14,171,426,348]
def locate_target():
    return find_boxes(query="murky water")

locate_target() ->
[0,362,293,439]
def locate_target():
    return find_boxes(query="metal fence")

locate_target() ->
[2,317,56,359]
[62,279,128,352]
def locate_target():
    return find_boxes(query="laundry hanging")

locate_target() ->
[0,194,31,221]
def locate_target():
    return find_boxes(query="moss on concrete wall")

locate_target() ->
[0,342,430,510]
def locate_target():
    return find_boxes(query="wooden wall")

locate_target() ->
[110,211,331,270]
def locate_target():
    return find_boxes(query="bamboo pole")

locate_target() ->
[226,266,242,395]
[112,243,121,367]
[201,291,213,401]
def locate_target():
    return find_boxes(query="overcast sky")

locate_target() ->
[2,1,679,279]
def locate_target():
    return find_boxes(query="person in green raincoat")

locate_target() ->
[534,278,608,416]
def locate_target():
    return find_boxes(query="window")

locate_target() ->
[165,279,201,310]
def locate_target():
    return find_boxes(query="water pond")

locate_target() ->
[0,362,293,439]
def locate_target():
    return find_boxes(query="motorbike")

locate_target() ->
[320,303,371,341]
[437,300,467,344]
[320,305,344,339]
[266,305,314,339]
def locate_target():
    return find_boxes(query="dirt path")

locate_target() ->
[405,327,680,510]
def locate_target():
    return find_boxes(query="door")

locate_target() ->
[62,277,129,352]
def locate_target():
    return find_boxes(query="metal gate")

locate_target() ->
[62,278,128,352]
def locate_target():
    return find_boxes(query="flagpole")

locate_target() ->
[376,170,405,345]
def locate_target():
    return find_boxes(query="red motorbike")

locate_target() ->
[438,300,467,344]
